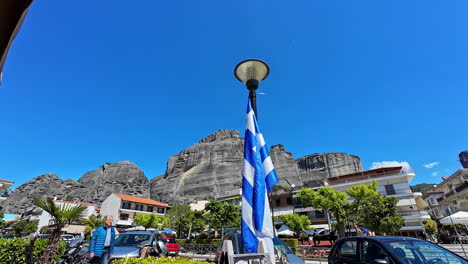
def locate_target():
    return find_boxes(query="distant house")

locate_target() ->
[0,178,14,202]
[100,193,170,230]
[326,166,430,237]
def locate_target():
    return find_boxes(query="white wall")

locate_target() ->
[100,194,121,222]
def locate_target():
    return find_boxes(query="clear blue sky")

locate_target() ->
[2,0,467,190]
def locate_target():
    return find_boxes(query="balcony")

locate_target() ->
[437,197,444,203]
[446,190,456,198]
[455,182,468,193]
[397,210,429,216]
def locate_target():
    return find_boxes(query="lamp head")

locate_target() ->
[234,59,270,91]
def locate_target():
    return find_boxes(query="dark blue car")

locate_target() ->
[329,236,467,264]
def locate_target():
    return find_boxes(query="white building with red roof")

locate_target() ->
[100,193,170,230]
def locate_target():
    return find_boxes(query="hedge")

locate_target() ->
[0,238,66,264]
[281,238,298,253]
[113,257,211,264]
[176,239,222,246]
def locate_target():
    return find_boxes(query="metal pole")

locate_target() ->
[249,89,257,118]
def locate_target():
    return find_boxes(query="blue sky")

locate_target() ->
[2,0,467,190]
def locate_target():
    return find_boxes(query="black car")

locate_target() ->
[329,236,467,264]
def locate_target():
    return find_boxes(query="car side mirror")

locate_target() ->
[373,259,388,264]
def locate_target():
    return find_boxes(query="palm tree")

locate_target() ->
[34,198,88,264]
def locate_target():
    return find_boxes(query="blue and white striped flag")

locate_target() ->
[241,99,279,264]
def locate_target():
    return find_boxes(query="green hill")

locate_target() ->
[410,183,436,195]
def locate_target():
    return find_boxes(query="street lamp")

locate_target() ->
[234,59,270,117]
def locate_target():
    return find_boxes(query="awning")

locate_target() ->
[310,224,329,229]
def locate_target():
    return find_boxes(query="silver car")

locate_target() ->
[111,231,168,260]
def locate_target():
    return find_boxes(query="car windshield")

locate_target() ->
[115,234,152,247]
[384,240,468,264]
[165,238,176,244]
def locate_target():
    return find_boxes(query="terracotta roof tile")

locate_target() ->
[54,200,97,207]
[114,193,170,207]
[0,179,14,183]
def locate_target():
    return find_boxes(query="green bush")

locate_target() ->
[113,257,212,264]
[0,238,66,264]
[281,238,298,253]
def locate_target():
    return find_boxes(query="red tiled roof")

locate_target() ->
[54,200,96,207]
[114,193,170,207]
[327,166,406,185]
[0,179,14,183]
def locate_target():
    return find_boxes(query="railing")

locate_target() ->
[397,210,429,216]
[294,245,330,260]
[179,243,217,261]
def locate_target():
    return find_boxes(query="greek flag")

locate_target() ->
[241,99,279,264]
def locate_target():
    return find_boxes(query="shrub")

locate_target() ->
[0,238,65,264]
[113,257,212,264]
[281,238,298,253]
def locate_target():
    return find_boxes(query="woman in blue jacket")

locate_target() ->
[89,216,116,264]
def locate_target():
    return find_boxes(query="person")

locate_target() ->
[361,226,368,236]
[312,232,320,246]
[329,230,336,245]
[88,216,116,264]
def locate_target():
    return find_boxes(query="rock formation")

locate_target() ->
[1,130,363,211]
[1,161,149,213]
[296,153,363,187]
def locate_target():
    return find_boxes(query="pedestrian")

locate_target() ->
[361,226,368,236]
[88,216,115,264]
[312,232,319,246]
[329,230,336,245]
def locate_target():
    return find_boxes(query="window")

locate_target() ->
[315,210,325,219]
[157,207,165,214]
[361,240,392,264]
[334,239,358,261]
[135,204,143,211]
[120,214,129,220]
[286,197,292,206]
[275,199,281,206]
[147,206,153,212]
[385,184,396,195]
[122,203,131,209]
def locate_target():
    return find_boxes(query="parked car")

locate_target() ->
[329,236,467,264]
[163,237,180,256]
[61,234,75,244]
[0,234,14,239]
[215,232,304,264]
[111,231,168,260]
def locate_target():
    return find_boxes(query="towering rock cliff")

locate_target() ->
[150,130,244,205]
[296,152,363,187]
[1,130,363,211]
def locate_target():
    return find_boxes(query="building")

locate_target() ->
[20,199,98,235]
[100,193,170,230]
[326,166,430,237]
[189,200,209,211]
[0,178,13,202]
[424,169,468,219]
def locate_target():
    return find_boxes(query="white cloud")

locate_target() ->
[370,161,412,171]
[432,172,439,176]
[423,162,439,169]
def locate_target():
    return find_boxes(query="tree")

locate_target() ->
[204,199,241,239]
[298,187,349,238]
[34,198,87,264]
[165,205,193,237]
[346,182,404,235]
[12,220,38,236]
[280,214,311,232]
[186,210,206,238]
[82,214,104,234]
[133,213,160,230]
[423,219,438,236]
